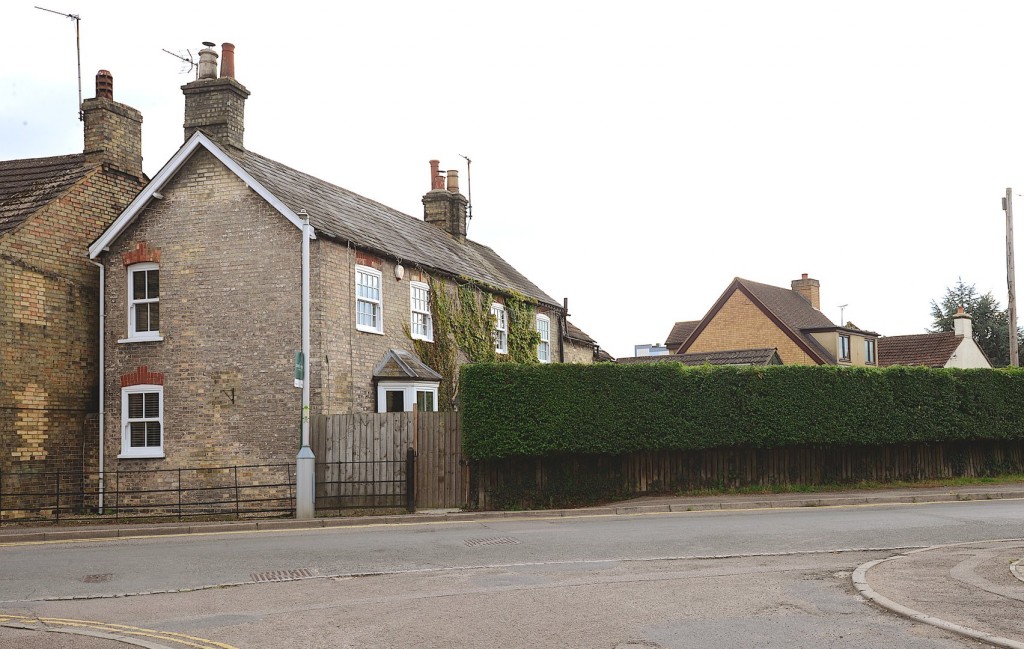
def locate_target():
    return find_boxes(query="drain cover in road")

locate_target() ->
[464,537,520,547]
[82,574,113,583]
[251,568,316,582]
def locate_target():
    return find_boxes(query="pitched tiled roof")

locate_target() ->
[665,320,699,348]
[564,320,596,344]
[228,149,558,307]
[679,277,839,364]
[877,332,962,368]
[617,348,782,366]
[0,154,92,238]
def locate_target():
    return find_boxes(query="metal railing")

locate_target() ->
[314,448,416,514]
[0,463,296,525]
[0,452,416,525]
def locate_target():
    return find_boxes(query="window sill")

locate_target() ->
[411,335,434,343]
[118,451,165,459]
[356,326,384,335]
[118,334,164,344]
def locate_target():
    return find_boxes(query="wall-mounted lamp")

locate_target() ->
[394,264,405,281]
[152,192,164,200]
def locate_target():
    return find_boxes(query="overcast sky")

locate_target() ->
[3,1,1023,358]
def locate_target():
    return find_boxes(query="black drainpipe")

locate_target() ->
[559,297,568,363]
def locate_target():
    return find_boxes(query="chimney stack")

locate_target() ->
[422,159,468,242]
[82,70,143,179]
[182,42,250,150]
[791,273,821,310]
[953,306,973,338]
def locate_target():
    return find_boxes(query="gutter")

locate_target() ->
[88,259,105,512]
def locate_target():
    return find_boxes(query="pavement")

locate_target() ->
[2,481,1024,648]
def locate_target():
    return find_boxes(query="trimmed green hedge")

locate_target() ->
[460,363,1024,459]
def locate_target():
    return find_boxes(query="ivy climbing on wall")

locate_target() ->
[411,275,542,410]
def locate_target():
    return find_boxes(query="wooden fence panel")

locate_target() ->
[311,412,460,510]
[473,440,1024,510]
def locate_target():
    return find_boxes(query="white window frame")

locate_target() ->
[376,381,440,413]
[125,262,163,342]
[839,334,851,362]
[491,303,508,354]
[355,265,384,334]
[120,384,164,458]
[409,281,433,342]
[536,314,551,363]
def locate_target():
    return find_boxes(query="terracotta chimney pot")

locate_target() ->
[429,160,444,190]
[95,70,113,100]
[220,43,235,79]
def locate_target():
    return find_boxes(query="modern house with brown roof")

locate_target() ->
[878,308,991,369]
[669,274,879,366]
[1,71,145,483]
[87,44,591,477]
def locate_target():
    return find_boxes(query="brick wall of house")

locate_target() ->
[101,149,303,476]
[686,290,819,365]
[1,166,143,482]
[313,242,567,414]
[563,339,595,364]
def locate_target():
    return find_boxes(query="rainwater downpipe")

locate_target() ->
[559,297,568,363]
[89,259,105,512]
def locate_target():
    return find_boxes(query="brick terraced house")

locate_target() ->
[668,274,880,366]
[1,71,145,488]
[88,44,586,477]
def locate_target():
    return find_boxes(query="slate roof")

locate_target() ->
[665,320,699,349]
[616,348,782,366]
[877,332,963,368]
[372,348,443,381]
[227,148,558,307]
[0,154,92,238]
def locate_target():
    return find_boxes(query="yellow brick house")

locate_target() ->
[668,274,879,366]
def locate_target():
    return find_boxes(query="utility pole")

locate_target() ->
[1004,189,1019,366]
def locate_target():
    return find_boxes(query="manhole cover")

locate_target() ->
[464,537,520,547]
[251,568,316,582]
[82,574,113,583]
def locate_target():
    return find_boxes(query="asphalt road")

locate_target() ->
[2,500,1022,648]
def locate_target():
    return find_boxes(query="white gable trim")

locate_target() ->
[89,132,314,259]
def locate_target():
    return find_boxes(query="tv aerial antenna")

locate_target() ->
[459,154,473,221]
[161,46,200,79]
[35,6,82,121]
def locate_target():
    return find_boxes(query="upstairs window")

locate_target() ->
[121,385,163,458]
[865,338,877,365]
[128,263,160,339]
[536,314,551,363]
[410,281,433,342]
[491,303,507,354]
[839,334,851,362]
[356,265,383,333]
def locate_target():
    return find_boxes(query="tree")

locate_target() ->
[930,278,1022,367]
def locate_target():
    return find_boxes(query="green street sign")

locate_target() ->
[294,351,304,388]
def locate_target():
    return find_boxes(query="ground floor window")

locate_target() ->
[120,385,164,458]
[377,381,439,413]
